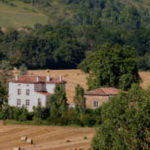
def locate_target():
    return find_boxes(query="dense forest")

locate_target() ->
[0,0,150,69]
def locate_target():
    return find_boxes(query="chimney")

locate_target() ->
[59,75,62,82]
[15,75,18,81]
[46,76,51,82]
[36,76,39,82]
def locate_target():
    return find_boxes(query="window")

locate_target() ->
[26,89,30,95]
[17,89,21,95]
[17,99,21,106]
[93,101,99,108]
[38,98,41,106]
[26,99,30,106]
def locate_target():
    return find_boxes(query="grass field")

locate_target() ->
[0,124,95,150]
[0,0,48,28]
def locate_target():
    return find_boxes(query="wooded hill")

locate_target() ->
[0,0,150,70]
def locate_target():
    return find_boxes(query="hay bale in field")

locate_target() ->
[12,147,20,150]
[21,136,27,141]
[66,139,71,143]
[26,138,33,144]
[46,69,50,73]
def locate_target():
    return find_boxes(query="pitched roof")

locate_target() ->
[36,91,52,96]
[10,75,66,84]
[85,87,119,96]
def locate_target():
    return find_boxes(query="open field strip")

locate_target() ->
[0,124,95,150]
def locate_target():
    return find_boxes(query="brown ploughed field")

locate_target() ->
[0,124,95,150]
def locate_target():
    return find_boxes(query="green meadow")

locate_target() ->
[0,0,48,28]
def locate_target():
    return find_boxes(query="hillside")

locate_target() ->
[0,0,48,28]
[0,0,150,70]
[0,124,95,150]
[0,0,150,29]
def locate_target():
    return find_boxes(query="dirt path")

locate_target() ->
[0,124,95,150]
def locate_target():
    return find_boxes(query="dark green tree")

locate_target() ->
[80,44,140,90]
[49,84,67,118]
[73,84,86,113]
[92,84,150,150]
[0,83,7,107]
[0,60,13,88]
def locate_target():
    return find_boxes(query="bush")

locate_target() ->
[92,84,150,150]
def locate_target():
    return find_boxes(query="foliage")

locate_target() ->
[80,44,140,90]
[0,0,150,70]
[74,84,86,114]
[19,64,28,75]
[0,83,7,107]
[48,84,68,118]
[0,60,13,88]
[92,84,150,150]
[33,105,50,121]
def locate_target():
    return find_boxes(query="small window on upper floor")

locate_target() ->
[17,89,21,95]
[26,99,30,106]
[26,89,30,95]
[17,99,21,106]
[93,101,99,108]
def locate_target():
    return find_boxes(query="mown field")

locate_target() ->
[0,0,48,28]
[0,123,95,150]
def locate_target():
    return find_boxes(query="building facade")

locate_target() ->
[8,75,66,111]
[85,87,119,109]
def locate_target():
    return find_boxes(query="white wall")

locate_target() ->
[46,83,66,94]
[8,82,66,112]
[46,84,56,94]
[8,82,47,112]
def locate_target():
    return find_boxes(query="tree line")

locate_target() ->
[0,0,150,70]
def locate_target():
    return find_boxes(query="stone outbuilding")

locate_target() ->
[85,87,119,109]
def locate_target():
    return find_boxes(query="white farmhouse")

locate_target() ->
[8,75,66,111]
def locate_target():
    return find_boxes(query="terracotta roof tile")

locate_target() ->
[36,91,52,96]
[10,75,66,84]
[85,87,119,96]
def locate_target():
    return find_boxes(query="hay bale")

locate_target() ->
[12,147,20,150]
[26,138,33,144]
[46,69,50,73]
[66,139,71,143]
[21,136,27,141]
